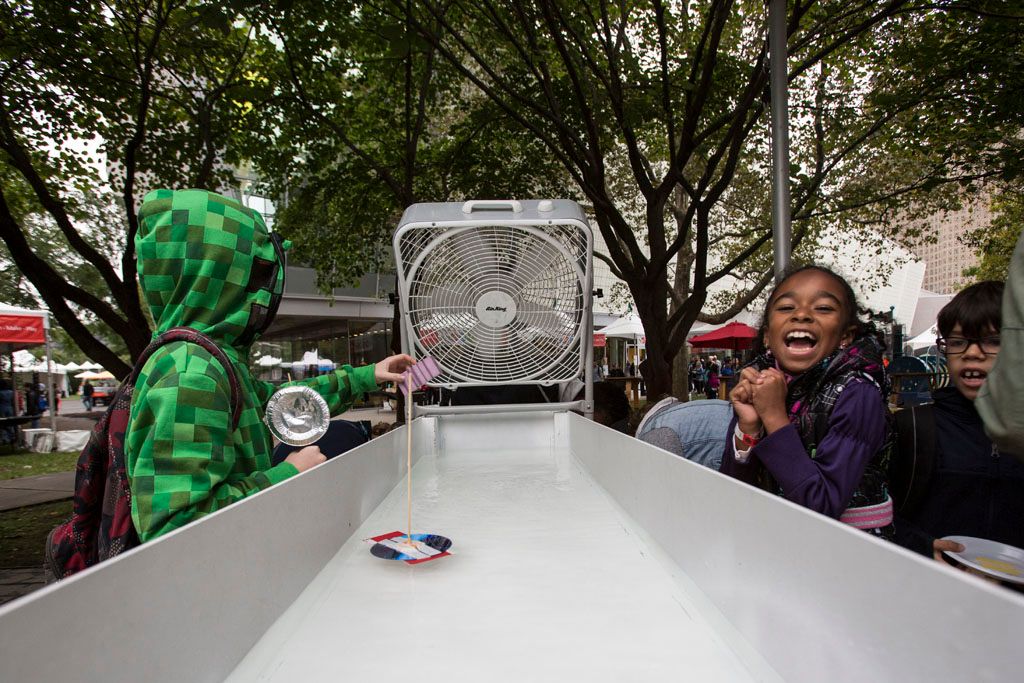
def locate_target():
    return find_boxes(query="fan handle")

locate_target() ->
[461,200,523,214]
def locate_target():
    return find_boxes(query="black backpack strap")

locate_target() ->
[892,404,936,516]
[129,328,243,430]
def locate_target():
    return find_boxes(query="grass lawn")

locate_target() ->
[0,451,79,480]
[0,450,78,570]
[0,500,72,568]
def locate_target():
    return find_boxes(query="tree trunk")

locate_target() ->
[672,344,690,400]
[50,307,135,379]
[633,281,672,400]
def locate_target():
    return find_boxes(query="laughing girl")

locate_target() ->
[720,265,894,538]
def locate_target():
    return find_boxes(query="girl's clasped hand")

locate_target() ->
[730,367,789,437]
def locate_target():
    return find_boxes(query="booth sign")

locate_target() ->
[0,314,45,345]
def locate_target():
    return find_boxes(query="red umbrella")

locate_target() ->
[688,321,759,351]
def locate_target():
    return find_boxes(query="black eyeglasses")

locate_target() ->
[936,336,1000,355]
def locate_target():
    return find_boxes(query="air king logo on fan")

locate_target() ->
[476,291,517,327]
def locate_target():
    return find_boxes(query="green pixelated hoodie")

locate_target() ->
[128,189,378,542]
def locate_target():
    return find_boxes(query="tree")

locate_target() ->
[243,1,574,291]
[962,190,1024,283]
[0,178,133,360]
[875,2,1024,288]
[0,1,271,376]
[390,0,1021,398]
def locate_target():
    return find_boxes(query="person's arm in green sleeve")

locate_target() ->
[127,360,297,542]
[252,365,377,417]
[253,354,415,417]
[976,231,1024,459]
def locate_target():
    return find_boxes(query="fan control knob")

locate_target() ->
[538,200,554,212]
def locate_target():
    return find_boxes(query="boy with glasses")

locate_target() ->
[893,281,1024,561]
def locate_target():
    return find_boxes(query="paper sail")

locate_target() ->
[398,356,442,395]
[367,531,452,564]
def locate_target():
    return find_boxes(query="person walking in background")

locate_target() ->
[0,379,15,445]
[82,380,94,411]
[50,383,60,416]
[688,358,702,396]
[705,358,720,400]
[23,382,41,429]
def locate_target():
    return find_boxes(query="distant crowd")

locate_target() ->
[0,379,63,440]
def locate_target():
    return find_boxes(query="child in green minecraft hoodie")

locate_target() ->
[129,189,413,542]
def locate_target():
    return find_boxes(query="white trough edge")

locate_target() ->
[566,411,1024,682]
[0,418,437,683]
[4,410,1023,683]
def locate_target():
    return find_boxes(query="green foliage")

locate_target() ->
[0,500,72,569]
[241,2,574,289]
[0,0,276,372]
[387,0,1023,396]
[0,452,80,480]
[871,4,1024,188]
[1,0,1020,398]
[962,191,1024,283]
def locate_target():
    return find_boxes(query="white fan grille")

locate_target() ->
[397,223,589,385]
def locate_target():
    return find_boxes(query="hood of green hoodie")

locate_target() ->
[136,189,288,352]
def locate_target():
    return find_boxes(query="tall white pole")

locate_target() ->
[769,0,792,282]
[43,315,57,451]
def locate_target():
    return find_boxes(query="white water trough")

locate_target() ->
[1,410,1022,682]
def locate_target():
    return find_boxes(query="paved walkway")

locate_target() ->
[0,567,46,606]
[0,472,76,512]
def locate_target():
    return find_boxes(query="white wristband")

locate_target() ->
[732,424,764,464]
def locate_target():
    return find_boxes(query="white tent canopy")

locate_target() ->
[75,370,115,380]
[688,322,721,336]
[596,314,645,340]
[907,324,938,351]
[12,349,36,367]
[596,314,646,373]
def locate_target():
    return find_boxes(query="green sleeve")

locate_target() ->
[127,347,297,542]
[253,364,378,417]
[977,231,1024,457]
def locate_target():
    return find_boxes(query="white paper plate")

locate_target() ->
[940,535,1024,585]
[265,385,330,446]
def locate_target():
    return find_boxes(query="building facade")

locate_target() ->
[904,197,990,294]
